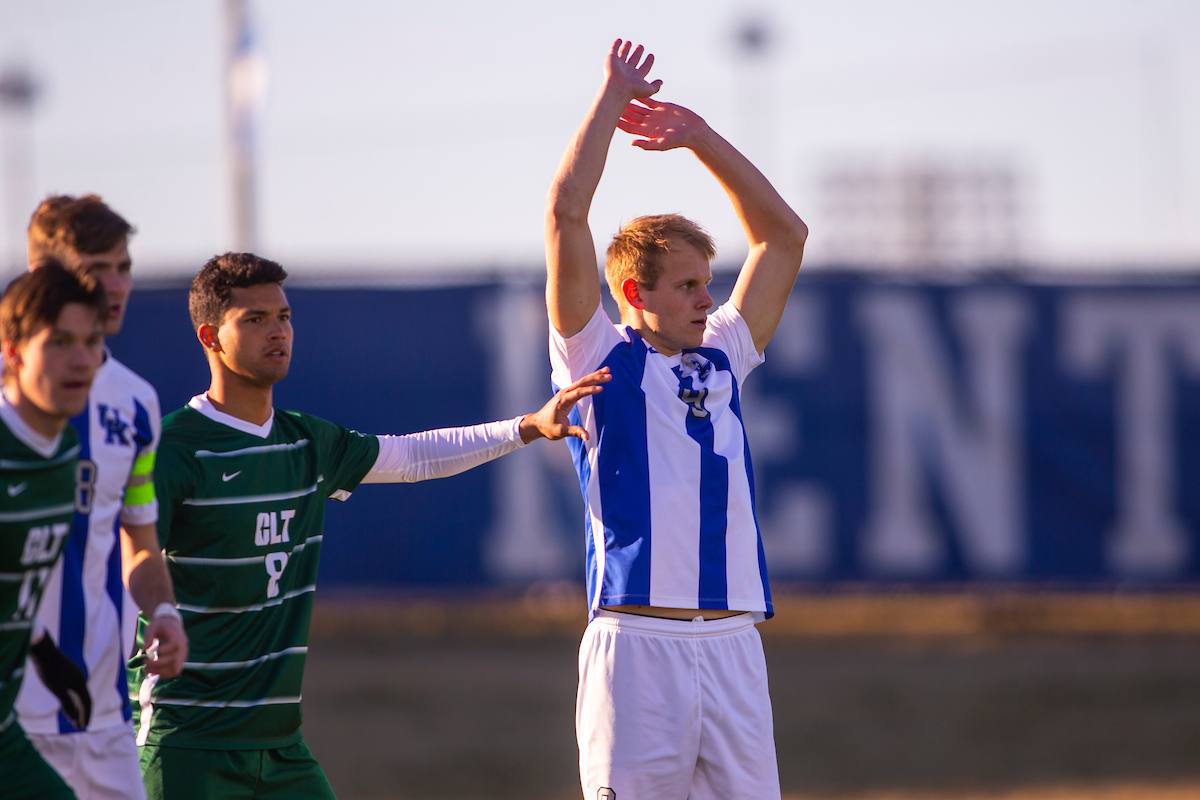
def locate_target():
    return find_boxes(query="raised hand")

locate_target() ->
[603,39,662,101]
[617,98,709,151]
[519,367,611,443]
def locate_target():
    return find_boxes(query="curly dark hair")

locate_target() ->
[188,252,288,330]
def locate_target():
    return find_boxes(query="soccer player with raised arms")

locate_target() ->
[18,196,187,800]
[0,263,107,799]
[545,41,808,798]
[132,252,609,800]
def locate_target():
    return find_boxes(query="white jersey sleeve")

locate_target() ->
[362,417,527,484]
[702,302,766,386]
[550,303,624,388]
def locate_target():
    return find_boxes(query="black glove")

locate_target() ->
[29,635,91,729]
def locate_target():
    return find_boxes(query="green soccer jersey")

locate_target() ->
[0,412,79,735]
[130,400,379,750]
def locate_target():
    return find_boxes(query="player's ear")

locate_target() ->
[621,278,645,310]
[1,339,21,373]
[196,324,222,353]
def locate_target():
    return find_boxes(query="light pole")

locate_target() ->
[225,0,265,254]
[0,66,38,272]
[730,14,778,176]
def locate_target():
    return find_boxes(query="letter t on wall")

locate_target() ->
[1061,294,1200,576]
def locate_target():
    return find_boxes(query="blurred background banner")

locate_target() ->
[115,274,1200,590]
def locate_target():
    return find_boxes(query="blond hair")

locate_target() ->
[604,214,715,309]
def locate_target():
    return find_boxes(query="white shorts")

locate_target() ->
[28,722,147,800]
[576,610,781,800]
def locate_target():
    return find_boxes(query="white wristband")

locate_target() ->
[153,602,182,624]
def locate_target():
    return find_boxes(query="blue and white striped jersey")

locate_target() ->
[17,351,160,734]
[550,302,773,620]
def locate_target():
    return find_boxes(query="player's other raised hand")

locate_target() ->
[604,40,662,101]
[520,367,611,443]
[618,98,708,152]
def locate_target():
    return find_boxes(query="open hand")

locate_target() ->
[617,98,708,151]
[520,367,611,443]
[604,40,662,101]
[143,615,189,678]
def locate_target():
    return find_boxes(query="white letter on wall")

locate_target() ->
[477,284,573,582]
[741,293,833,576]
[857,290,1031,576]
[1060,294,1200,576]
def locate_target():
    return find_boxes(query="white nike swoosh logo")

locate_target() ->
[222,471,242,482]
[7,482,26,496]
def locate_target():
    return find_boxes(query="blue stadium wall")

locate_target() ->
[115,275,1200,589]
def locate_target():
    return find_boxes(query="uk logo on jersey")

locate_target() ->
[676,353,714,418]
[98,404,132,446]
[681,352,712,380]
[678,387,710,418]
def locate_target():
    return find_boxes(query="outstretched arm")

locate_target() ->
[363,368,611,483]
[618,100,808,352]
[546,40,662,337]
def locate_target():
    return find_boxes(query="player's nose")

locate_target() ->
[70,343,100,371]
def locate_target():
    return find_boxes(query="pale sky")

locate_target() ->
[2,0,1199,278]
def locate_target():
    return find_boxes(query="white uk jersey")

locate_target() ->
[550,302,772,620]
[17,351,161,734]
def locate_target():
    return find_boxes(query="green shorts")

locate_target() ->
[139,740,336,800]
[0,719,76,800]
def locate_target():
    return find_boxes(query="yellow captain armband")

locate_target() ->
[124,451,157,507]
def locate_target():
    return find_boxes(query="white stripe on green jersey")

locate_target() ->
[0,503,76,523]
[185,645,308,671]
[168,535,322,567]
[173,583,317,615]
[130,397,378,750]
[0,398,80,735]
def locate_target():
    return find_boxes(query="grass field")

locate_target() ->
[302,592,1200,800]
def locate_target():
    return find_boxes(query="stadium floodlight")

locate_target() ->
[733,16,772,60]
[0,68,37,109]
